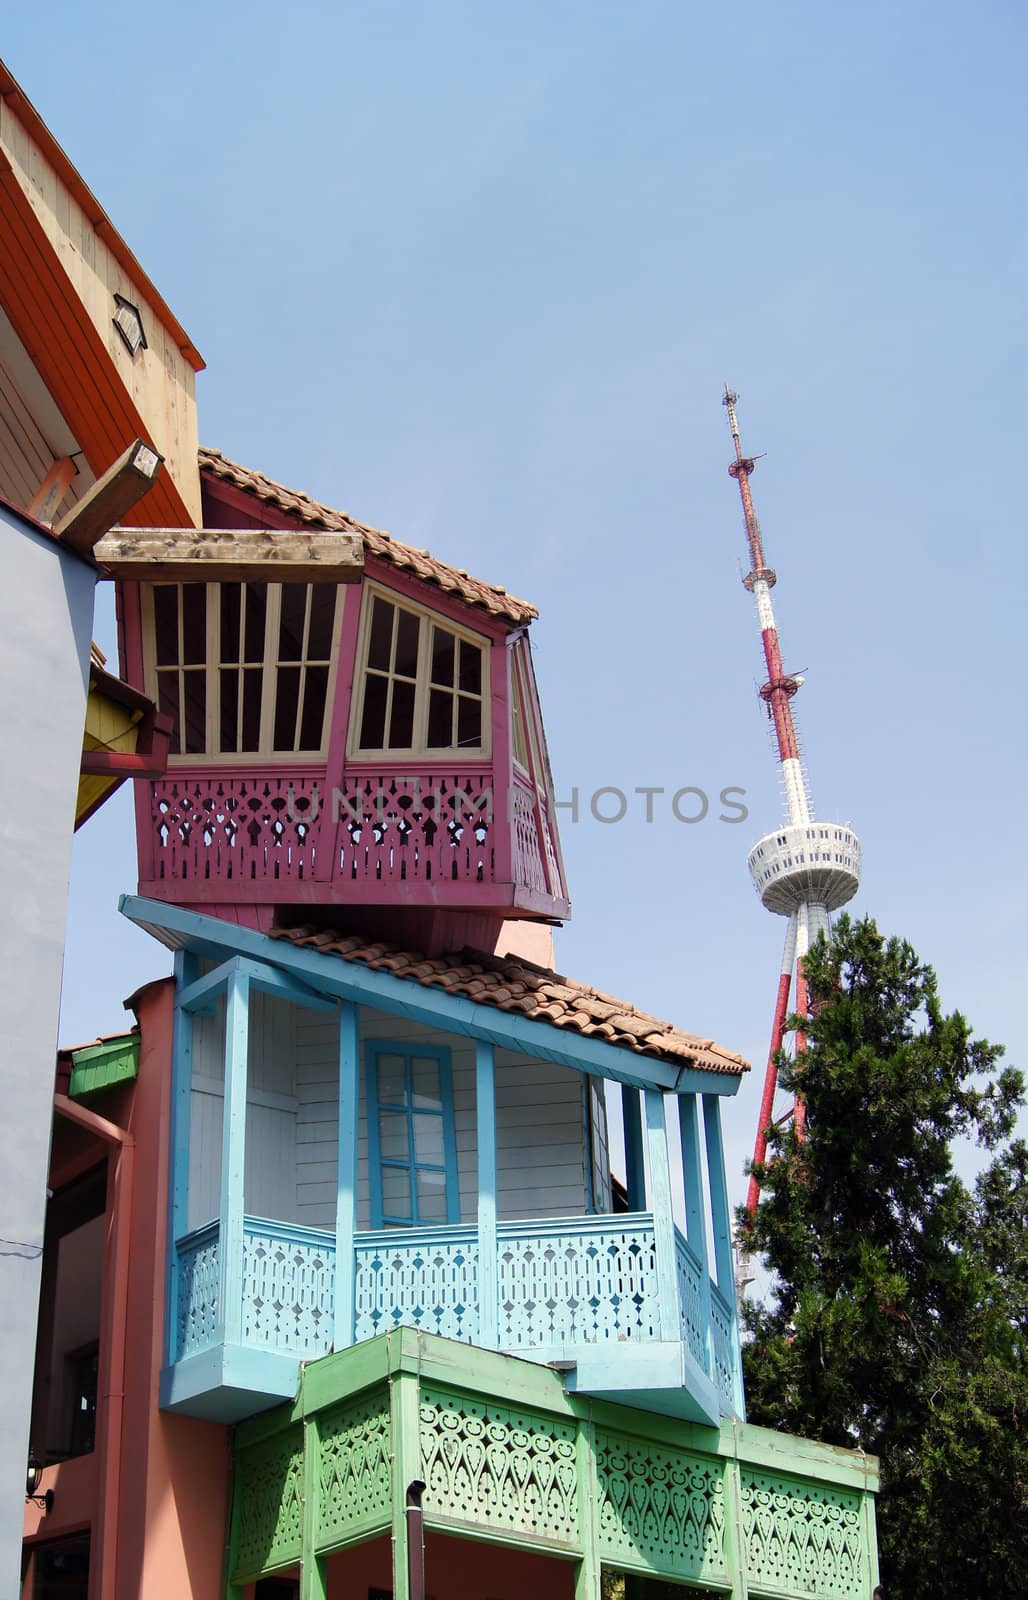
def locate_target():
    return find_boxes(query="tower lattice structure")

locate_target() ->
[722,389,861,1214]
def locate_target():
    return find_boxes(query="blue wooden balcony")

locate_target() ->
[165,1208,743,1425]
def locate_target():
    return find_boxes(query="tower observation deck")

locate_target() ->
[722,389,862,1214]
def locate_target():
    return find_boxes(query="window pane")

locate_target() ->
[394,609,420,680]
[274,666,301,750]
[457,695,482,749]
[431,628,455,687]
[411,1058,441,1109]
[157,672,181,754]
[182,670,207,754]
[360,674,388,748]
[426,687,453,748]
[307,586,336,659]
[243,584,267,663]
[458,639,482,695]
[181,584,206,665]
[381,1164,412,1220]
[416,1170,448,1222]
[412,1114,444,1165]
[299,665,329,751]
[153,587,178,667]
[377,1055,407,1105]
[379,1112,409,1161]
[368,597,393,671]
[220,584,241,663]
[219,668,239,751]
[241,667,262,750]
[278,584,307,662]
[388,679,415,747]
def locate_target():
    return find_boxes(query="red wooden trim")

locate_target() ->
[80,749,169,777]
[491,639,514,885]
[323,581,364,880]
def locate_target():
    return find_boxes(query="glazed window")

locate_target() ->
[351,588,489,758]
[146,581,341,761]
[365,1043,459,1228]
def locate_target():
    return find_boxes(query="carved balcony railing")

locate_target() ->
[140,764,569,916]
[170,1211,743,1416]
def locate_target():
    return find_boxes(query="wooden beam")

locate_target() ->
[53,439,164,554]
[26,456,77,525]
[93,525,365,583]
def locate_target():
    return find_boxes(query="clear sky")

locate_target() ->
[9,1,1026,1213]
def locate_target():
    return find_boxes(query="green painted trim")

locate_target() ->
[68,1034,139,1100]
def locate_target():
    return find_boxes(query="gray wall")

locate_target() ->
[0,508,93,1589]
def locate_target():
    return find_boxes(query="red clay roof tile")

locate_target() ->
[199,448,537,626]
[268,926,749,1078]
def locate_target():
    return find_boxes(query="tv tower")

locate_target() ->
[722,388,862,1215]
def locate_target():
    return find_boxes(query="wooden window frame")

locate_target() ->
[365,1041,459,1229]
[141,580,345,765]
[347,582,491,762]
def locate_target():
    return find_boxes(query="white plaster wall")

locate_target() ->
[0,509,93,1590]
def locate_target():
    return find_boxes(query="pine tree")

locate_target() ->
[740,915,1027,1598]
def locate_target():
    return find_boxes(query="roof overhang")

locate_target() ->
[119,895,742,1098]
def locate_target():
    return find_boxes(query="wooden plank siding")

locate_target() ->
[184,994,605,1235]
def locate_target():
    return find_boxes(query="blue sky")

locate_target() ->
[9,2,1025,1211]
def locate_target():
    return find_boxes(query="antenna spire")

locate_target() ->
[722,388,862,1218]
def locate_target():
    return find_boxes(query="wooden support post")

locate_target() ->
[219,966,250,1348]
[703,1094,746,1417]
[93,524,365,582]
[643,1089,682,1345]
[389,1367,421,1600]
[300,1415,328,1600]
[167,951,197,1363]
[574,1417,600,1600]
[26,455,77,525]
[678,1092,714,1380]
[476,1040,498,1348]
[722,1451,750,1600]
[52,439,163,553]
[334,1001,359,1351]
[621,1084,646,1211]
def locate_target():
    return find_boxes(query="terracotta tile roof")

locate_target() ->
[199,448,537,626]
[270,927,749,1078]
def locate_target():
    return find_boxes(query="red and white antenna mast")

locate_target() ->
[722,388,861,1215]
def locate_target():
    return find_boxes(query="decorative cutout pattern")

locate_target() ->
[674,1229,708,1373]
[419,1389,579,1545]
[175,1224,220,1360]
[708,1284,736,1411]
[233,1427,305,1580]
[334,771,495,887]
[497,1217,660,1349]
[242,1220,335,1356]
[354,1228,480,1343]
[147,773,321,884]
[317,1392,392,1547]
[739,1471,866,1597]
[511,778,547,893]
[596,1430,726,1582]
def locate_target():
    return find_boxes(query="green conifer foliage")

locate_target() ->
[741,915,1027,1598]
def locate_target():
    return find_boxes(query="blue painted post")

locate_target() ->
[476,1040,498,1348]
[166,949,198,1365]
[218,964,250,1349]
[703,1093,746,1418]
[678,1093,714,1379]
[335,1001,360,1351]
[643,1089,682,1344]
[621,1084,646,1211]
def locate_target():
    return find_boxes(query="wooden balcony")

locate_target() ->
[164,1210,742,1427]
[138,764,569,921]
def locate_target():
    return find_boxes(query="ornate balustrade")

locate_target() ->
[171,1211,741,1415]
[141,765,568,911]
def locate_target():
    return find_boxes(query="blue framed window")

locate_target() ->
[366,1043,459,1227]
